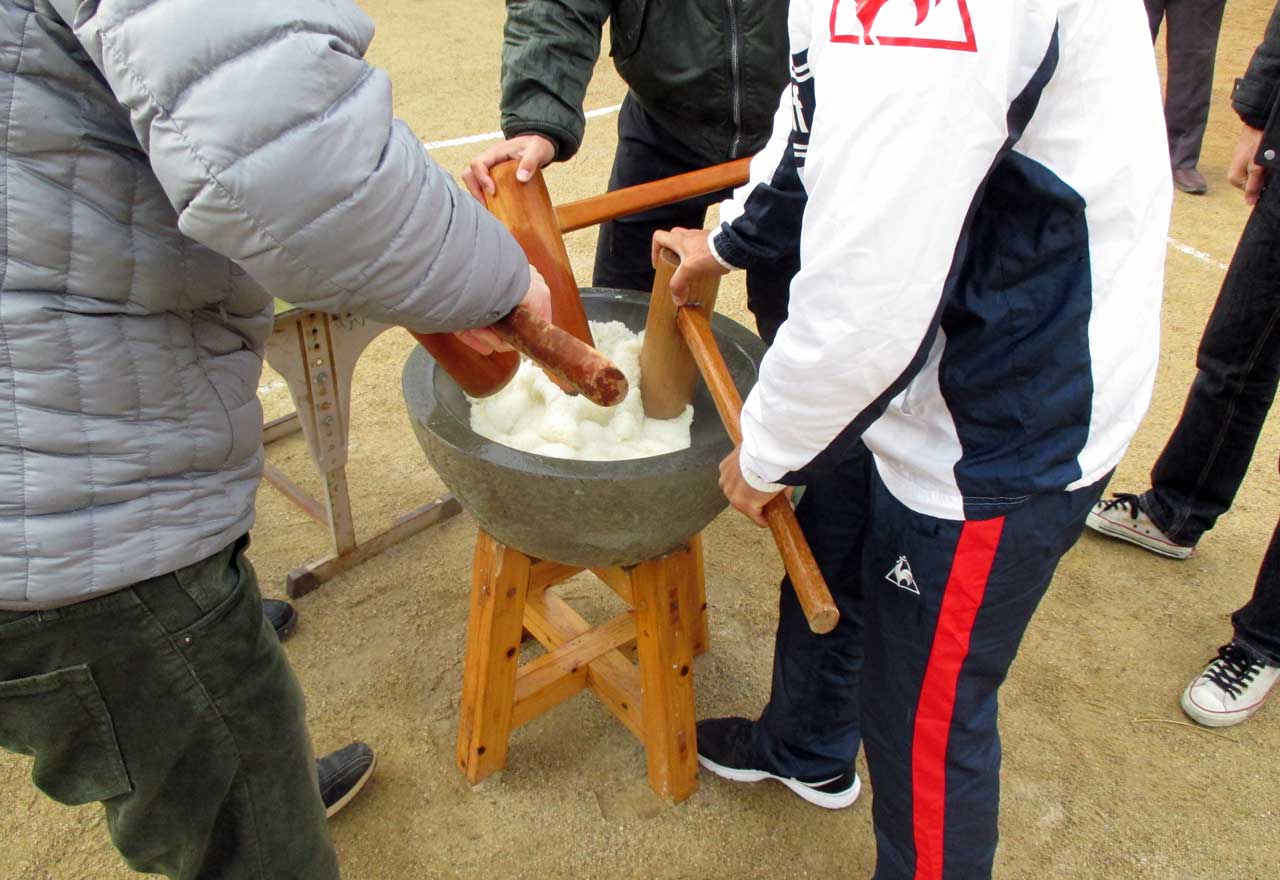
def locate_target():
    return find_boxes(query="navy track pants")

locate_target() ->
[755,452,1106,879]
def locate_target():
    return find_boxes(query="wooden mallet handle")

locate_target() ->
[490,305,628,408]
[662,250,839,635]
[485,162,594,347]
[411,305,627,407]
[555,157,751,233]
[640,251,720,419]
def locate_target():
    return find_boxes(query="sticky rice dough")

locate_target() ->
[468,320,693,461]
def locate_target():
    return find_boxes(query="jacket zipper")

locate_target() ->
[724,0,744,157]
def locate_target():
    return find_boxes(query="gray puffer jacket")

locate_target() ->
[1,0,530,610]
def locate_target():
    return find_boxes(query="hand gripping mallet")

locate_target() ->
[409,161,626,407]
[408,305,627,408]
[641,248,839,635]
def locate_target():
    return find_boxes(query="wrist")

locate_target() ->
[739,458,785,494]
[501,125,569,162]
[707,230,738,272]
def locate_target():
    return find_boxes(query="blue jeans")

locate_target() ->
[1143,175,1280,545]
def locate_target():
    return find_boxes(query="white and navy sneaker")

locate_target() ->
[1085,493,1195,559]
[1181,642,1280,728]
[696,717,860,810]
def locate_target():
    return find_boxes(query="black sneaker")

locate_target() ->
[696,717,860,810]
[317,742,377,818]
[262,599,299,641]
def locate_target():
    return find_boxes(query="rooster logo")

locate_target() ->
[885,555,921,594]
[831,0,977,52]
[855,0,942,40]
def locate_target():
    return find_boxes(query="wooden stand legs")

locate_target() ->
[263,309,462,597]
[456,531,705,802]
[631,542,700,799]
[456,535,531,782]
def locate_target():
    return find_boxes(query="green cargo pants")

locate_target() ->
[0,536,340,879]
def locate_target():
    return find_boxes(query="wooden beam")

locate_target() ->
[687,534,709,657]
[554,158,751,233]
[590,565,634,606]
[523,589,644,740]
[285,495,462,597]
[631,545,700,802]
[530,561,584,594]
[456,532,531,784]
[263,412,302,444]
[511,611,636,729]
[261,462,327,526]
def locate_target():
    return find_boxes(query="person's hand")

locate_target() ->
[718,446,786,528]
[1227,125,1268,206]
[651,227,731,303]
[461,135,556,201]
[455,266,551,355]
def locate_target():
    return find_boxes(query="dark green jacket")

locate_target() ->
[501,0,789,165]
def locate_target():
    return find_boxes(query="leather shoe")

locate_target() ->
[262,599,299,641]
[1172,167,1208,195]
[318,742,377,818]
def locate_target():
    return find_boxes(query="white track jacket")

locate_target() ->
[711,0,1172,519]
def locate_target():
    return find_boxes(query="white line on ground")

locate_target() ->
[421,104,623,151]
[425,111,1231,275]
[1166,237,1230,272]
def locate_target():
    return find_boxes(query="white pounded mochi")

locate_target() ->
[468,320,693,461]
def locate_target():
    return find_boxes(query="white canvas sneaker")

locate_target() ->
[1085,493,1195,559]
[1181,642,1280,728]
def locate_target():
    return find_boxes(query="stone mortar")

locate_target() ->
[402,288,767,568]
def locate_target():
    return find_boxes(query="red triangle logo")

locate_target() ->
[829,0,978,52]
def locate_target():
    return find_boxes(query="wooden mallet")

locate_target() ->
[408,306,626,408]
[409,162,626,407]
[640,248,839,635]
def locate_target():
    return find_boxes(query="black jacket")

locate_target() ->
[1232,1,1280,170]
[500,0,789,164]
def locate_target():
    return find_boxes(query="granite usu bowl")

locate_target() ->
[402,288,767,568]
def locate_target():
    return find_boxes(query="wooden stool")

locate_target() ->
[457,530,711,802]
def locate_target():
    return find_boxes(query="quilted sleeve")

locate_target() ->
[499,0,611,161]
[49,0,529,333]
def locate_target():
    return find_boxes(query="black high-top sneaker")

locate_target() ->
[696,717,860,810]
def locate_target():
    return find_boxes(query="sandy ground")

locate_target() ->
[4,2,1280,878]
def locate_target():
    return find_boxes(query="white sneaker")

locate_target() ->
[1085,493,1195,559]
[1181,642,1280,728]
[696,717,861,810]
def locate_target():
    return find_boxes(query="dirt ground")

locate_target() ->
[4,2,1279,878]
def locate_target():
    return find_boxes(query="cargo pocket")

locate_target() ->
[0,665,133,806]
